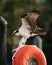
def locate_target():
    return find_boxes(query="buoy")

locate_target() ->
[12,45,47,65]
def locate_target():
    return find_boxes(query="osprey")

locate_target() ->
[13,13,46,48]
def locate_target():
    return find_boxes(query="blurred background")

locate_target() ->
[0,0,52,65]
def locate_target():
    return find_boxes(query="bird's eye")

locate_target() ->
[15,30,19,33]
[13,30,19,35]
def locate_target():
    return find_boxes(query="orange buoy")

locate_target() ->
[12,45,47,65]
